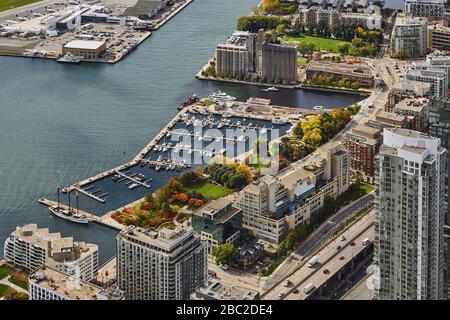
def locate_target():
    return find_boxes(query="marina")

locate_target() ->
[0,0,364,262]
[39,101,293,217]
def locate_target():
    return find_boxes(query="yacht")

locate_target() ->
[312,106,325,111]
[129,183,139,190]
[209,90,236,102]
[272,117,286,125]
[49,205,89,224]
[266,86,279,92]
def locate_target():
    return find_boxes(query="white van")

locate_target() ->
[304,283,316,294]
[362,238,370,246]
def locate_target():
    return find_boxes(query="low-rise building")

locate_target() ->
[306,60,374,87]
[192,281,260,300]
[29,267,124,300]
[4,224,98,282]
[406,69,447,98]
[367,109,408,129]
[393,97,429,132]
[342,125,382,183]
[341,12,382,30]
[192,197,242,254]
[62,40,106,59]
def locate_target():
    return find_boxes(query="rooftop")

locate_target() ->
[29,267,102,300]
[64,40,105,50]
[193,281,259,300]
[395,97,428,112]
[307,61,373,78]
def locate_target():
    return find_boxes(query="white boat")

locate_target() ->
[129,183,139,190]
[49,206,89,224]
[209,90,236,102]
[266,86,279,92]
[272,117,286,125]
[313,106,325,111]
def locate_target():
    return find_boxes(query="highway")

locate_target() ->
[263,210,374,300]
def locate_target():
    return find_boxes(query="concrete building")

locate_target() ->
[192,197,242,254]
[29,267,124,300]
[392,97,429,132]
[215,31,257,79]
[62,40,106,59]
[215,30,297,84]
[116,226,207,300]
[427,24,450,50]
[341,13,382,30]
[428,98,450,296]
[299,8,340,27]
[406,69,447,98]
[342,125,382,183]
[391,79,432,97]
[259,42,298,83]
[236,147,349,243]
[192,280,260,300]
[390,15,428,58]
[405,0,446,18]
[367,109,408,130]
[374,128,446,300]
[306,60,374,87]
[4,224,98,282]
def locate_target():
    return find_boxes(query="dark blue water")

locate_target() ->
[0,0,363,264]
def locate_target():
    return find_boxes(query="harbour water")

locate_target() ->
[0,0,363,263]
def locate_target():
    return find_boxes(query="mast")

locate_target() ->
[57,184,60,208]
[75,191,79,215]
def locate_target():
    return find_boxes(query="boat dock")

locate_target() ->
[114,170,151,189]
[38,198,125,231]
[75,187,106,204]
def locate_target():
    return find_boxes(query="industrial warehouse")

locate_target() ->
[0,0,193,63]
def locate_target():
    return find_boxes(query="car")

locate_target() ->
[339,256,345,260]
[293,288,300,294]
[278,292,285,298]
[323,269,330,275]
[220,265,229,270]
[341,236,346,241]
[336,245,342,250]
[324,228,328,234]
[284,280,292,287]
[350,241,356,246]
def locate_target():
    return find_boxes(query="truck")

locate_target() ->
[307,255,319,268]
[304,283,316,294]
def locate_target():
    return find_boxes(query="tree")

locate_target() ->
[3,288,28,300]
[213,243,238,266]
[297,42,316,57]
[337,43,351,55]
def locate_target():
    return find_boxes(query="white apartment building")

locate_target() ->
[29,267,124,300]
[375,128,446,300]
[4,224,98,282]
[236,147,349,243]
[391,15,428,58]
[116,226,208,300]
[341,13,382,30]
[405,0,446,18]
[406,68,447,98]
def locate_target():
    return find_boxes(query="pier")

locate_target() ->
[114,170,151,189]
[38,198,125,231]
[75,187,106,204]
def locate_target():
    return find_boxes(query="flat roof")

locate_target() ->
[307,61,373,78]
[64,40,105,50]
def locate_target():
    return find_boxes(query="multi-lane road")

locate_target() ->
[263,210,374,300]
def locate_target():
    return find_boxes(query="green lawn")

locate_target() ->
[183,182,232,200]
[0,267,12,280]
[0,0,43,12]
[8,277,28,291]
[282,35,351,53]
[0,284,11,298]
